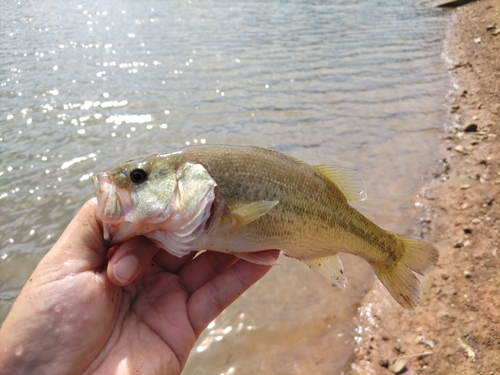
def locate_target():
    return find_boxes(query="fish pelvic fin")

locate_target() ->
[372,236,439,310]
[300,253,347,288]
[313,165,367,202]
[234,251,281,266]
[230,200,279,228]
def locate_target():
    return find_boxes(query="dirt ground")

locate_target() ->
[347,1,500,374]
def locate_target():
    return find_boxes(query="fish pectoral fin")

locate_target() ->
[301,254,347,288]
[234,251,281,266]
[313,165,367,202]
[230,200,279,228]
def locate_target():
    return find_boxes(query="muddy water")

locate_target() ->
[0,0,450,373]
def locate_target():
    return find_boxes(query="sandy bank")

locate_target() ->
[348,1,500,374]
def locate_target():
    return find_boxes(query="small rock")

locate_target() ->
[492,29,500,36]
[461,203,468,209]
[469,173,480,180]
[463,226,472,233]
[454,145,467,153]
[451,105,460,113]
[441,273,450,280]
[388,359,407,374]
[457,338,475,359]
[474,37,481,44]
[484,198,493,206]
[495,178,500,184]
[463,123,478,132]
[459,184,471,190]
[471,218,481,225]
[486,24,496,31]
[464,270,472,278]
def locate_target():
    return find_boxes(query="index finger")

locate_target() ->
[153,248,196,273]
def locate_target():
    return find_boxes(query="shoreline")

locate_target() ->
[348,1,500,374]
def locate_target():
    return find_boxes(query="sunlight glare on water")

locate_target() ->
[0,0,450,373]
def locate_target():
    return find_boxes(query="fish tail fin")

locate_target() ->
[372,236,439,310]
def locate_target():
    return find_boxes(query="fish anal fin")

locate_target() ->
[230,200,279,228]
[234,251,281,266]
[301,254,347,288]
[313,165,367,202]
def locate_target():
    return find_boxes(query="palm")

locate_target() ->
[85,270,193,375]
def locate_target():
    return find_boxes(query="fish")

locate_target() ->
[93,145,439,310]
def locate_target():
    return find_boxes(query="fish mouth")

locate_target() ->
[93,172,137,245]
[93,172,124,243]
[94,173,121,221]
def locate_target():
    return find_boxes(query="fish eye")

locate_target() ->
[129,168,148,184]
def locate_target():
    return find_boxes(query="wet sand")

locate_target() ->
[348,1,500,374]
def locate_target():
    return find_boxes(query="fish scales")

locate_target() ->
[94,145,439,309]
[181,146,392,260]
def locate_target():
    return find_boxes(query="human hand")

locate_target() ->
[0,199,278,375]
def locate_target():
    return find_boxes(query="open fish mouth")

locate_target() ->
[93,172,129,243]
[93,173,121,221]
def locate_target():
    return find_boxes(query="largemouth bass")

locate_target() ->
[93,145,438,310]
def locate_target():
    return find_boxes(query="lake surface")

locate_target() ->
[0,0,450,373]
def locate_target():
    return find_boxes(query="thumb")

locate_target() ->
[36,198,108,275]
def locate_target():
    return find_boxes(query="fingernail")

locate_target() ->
[113,254,139,284]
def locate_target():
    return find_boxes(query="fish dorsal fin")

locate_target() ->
[230,200,279,228]
[300,253,347,288]
[313,165,367,202]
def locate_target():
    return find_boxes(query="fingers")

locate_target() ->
[153,249,195,274]
[107,237,159,286]
[186,250,279,336]
[178,251,239,294]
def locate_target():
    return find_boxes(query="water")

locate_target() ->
[0,0,449,373]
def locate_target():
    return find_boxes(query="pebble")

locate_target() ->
[471,218,481,225]
[459,184,471,189]
[464,270,472,278]
[388,359,407,374]
[454,145,467,153]
[463,123,478,132]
